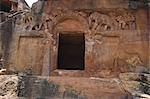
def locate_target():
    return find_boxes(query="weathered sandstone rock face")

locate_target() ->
[0,73,149,99]
[0,0,150,77]
[0,73,148,99]
[0,0,149,99]
[17,75,133,99]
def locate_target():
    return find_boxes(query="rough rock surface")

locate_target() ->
[17,75,132,99]
[0,0,149,77]
[0,73,149,99]
[119,73,150,99]
[0,0,149,98]
[0,75,18,99]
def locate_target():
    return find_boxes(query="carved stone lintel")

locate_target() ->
[20,9,136,34]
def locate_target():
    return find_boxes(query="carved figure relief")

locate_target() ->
[113,49,143,73]
[115,13,136,30]
[19,9,136,34]
[32,15,53,31]
[88,11,136,32]
[21,12,33,31]
[89,12,117,32]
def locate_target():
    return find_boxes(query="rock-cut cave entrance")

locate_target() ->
[57,33,85,70]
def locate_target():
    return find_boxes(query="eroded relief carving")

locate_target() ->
[32,15,53,31]
[115,12,136,30]
[113,48,143,73]
[18,9,138,62]
[19,9,136,34]
[19,12,53,32]
[88,11,136,32]
[18,12,33,31]
[89,12,117,32]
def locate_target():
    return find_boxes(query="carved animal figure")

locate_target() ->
[125,13,136,29]
[32,15,53,31]
[115,13,136,30]
[89,12,117,32]
[113,51,143,73]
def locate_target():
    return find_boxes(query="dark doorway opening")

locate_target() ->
[58,33,85,70]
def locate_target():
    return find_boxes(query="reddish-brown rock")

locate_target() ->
[0,0,149,77]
